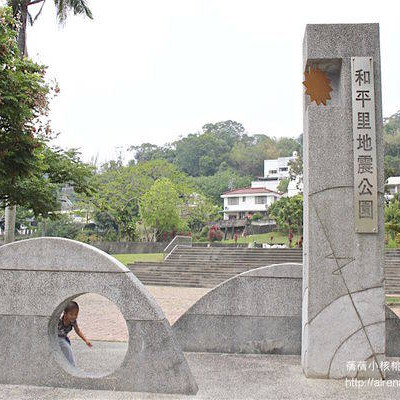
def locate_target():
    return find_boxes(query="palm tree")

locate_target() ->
[3,0,93,243]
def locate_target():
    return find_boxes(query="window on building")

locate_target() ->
[280,167,288,171]
[255,196,268,204]
[228,197,239,205]
[269,170,277,174]
[242,196,246,202]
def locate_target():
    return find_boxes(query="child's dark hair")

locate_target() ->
[64,301,79,314]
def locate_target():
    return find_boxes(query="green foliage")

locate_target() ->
[139,178,184,240]
[127,120,302,180]
[268,195,303,231]
[192,168,252,205]
[385,194,400,240]
[277,178,289,194]
[175,131,231,177]
[0,7,50,194]
[184,194,220,232]
[37,213,83,239]
[384,111,400,179]
[251,213,262,221]
[396,233,400,248]
[3,145,96,217]
[85,159,193,240]
[128,142,176,165]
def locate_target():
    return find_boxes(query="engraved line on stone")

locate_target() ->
[311,198,384,379]
[304,285,383,327]
[329,256,356,274]
[308,185,353,198]
[327,320,385,378]
[357,352,386,379]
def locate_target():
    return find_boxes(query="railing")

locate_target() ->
[163,235,192,259]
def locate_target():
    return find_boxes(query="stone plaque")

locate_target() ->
[351,56,378,233]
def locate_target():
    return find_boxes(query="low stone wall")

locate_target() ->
[90,241,168,254]
[173,263,303,355]
[173,263,400,356]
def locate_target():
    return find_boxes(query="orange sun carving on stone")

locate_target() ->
[303,67,332,106]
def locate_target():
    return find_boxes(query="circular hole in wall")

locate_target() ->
[50,293,129,378]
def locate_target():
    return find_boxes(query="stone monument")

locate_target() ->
[302,24,386,379]
[0,237,198,394]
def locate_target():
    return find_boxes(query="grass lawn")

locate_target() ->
[112,253,164,265]
[386,296,400,305]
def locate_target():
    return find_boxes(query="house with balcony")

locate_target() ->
[221,187,281,221]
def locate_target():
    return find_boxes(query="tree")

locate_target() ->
[2,144,96,218]
[385,193,400,242]
[268,195,303,234]
[86,159,193,240]
[8,0,93,57]
[192,168,252,205]
[276,137,302,157]
[0,6,53,242]
[139,178,184,241]
[229,136,279,177]
[277,178,289,194]
[128,143,176,165]
[4,0,93,242]
[184,194,220,233]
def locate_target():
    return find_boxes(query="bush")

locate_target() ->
[208,225,223,242]
[396,233,400,248]
[252,213,262,221]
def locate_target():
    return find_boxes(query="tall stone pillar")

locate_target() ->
[302,24,385,379]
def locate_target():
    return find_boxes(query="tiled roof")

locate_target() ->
[222,187,281,196]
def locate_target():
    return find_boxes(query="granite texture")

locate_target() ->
[302,24,385,379]
[173,263,303,355]
[0,237,198,394]
[174,261,398,358]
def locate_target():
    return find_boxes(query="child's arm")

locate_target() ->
[74,324,92,347]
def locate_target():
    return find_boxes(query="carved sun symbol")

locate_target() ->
[303,67,333,106]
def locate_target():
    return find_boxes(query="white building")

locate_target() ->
[221,187,281,220]
[385,176,400,202]
[251,151,302,196]
[386,177,400,195]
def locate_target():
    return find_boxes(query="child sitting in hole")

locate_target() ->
[58,301,92,366]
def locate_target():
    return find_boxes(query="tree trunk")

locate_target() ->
[41,219,46,237]
[17,2,29,57]
[4,2,29,243]
[4,205,17,244]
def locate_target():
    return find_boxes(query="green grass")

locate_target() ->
[387,236,398,249]
[386,296,400,305]
[221,231,301,246]
[112,253,164,265]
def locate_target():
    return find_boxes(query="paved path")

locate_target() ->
[1,352,400,399]
[69,286,210,342]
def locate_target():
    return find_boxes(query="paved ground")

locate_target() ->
[69,286,210,342]
[2,351,400,399]
[2,287,400,399]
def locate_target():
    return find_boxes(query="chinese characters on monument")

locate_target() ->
[351,57,378,233]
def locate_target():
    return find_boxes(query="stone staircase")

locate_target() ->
[128,246,303,288]
[384,249,400,295]
[127,246,400,292]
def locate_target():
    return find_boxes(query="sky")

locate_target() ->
[7,0,400,164]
